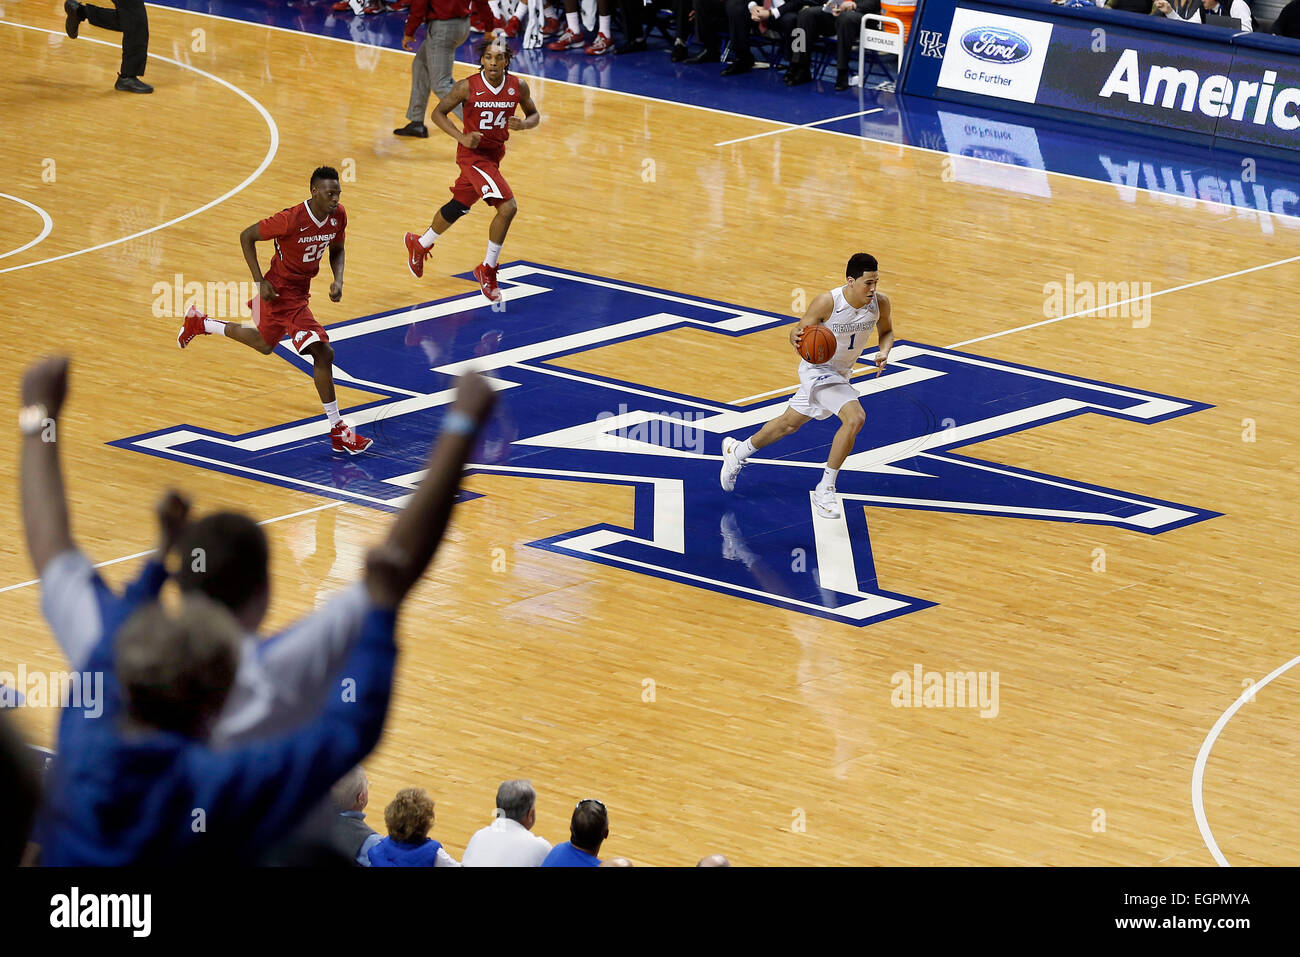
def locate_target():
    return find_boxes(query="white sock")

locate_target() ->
[419,228,438,249]
[513,1,526,16]
[203,318,225,335]
[566,10,580,32]
[489,0,502,17]
[598,13,611,35]
[818,467,839,490]
[324,401,342,426]
[485,241,503,267]
[737,438,757,461]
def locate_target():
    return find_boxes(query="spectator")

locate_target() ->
[368,787,461,866]
[784,0,882,91]
[547,0,615,54]
[462,779,553,866]
[38,578,394,865]
[687,0,814,72]
[1102,0,1153,12]
[1199,0,1253,28]
[0,712,39,866]
[541,799,608,866]
[330,766,383,866]
[20,356,496,864]
[1152,0,1202,21]
[697,854,731,866]
[27,357,490,753]
[1274,0,1300,36]
[615,0,693,56]
[395,0,471,137]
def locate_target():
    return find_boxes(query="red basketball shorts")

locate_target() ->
[450,156,514,208]
[249,291,328,353]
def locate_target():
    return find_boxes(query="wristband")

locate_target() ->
[444,409,477,436]
[19,404,49,436]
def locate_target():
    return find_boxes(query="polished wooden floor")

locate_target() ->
[3,5,1299,866]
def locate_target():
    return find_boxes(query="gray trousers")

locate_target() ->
[407,17,471,123]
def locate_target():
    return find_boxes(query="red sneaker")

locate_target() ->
[546,26,584,51]
[474,262,502,302]
[405,231,431,279]
[331,421,374,456]
[178,305,209,349]
[391,0,410,7]
[585,31,613,55]
[541,16,560,35]
[331,1,350,9]
[505,15,521,37]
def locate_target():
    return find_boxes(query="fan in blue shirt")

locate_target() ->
[542,799,609,867]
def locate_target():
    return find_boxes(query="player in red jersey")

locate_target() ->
[176,166,373,455]
[404,37,540,303]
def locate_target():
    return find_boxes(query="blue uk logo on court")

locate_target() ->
[117,263,1218,626]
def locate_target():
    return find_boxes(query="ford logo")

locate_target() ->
[960,27,1032,65]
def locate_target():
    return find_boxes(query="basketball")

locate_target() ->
[798,325,837,365]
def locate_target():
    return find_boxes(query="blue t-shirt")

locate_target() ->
[37,559,398,866]
[541,841,601,867]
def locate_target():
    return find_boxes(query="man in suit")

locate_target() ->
[785,0,882,91]
[685,0,816,74]
[63,0,153,93]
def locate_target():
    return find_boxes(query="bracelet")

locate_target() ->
[444,409,476,436]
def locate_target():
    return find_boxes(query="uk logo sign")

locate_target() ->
[118,264,1217,626]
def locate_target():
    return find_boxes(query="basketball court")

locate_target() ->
[2,1,1298,866]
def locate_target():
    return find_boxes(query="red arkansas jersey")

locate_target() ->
[256,202,347,285]
[458,71,522,163]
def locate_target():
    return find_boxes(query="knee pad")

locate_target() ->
[439,200,471,224]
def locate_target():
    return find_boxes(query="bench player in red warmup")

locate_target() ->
[405,37,540,303]
[178,166,373,456]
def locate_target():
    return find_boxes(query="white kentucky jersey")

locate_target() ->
[803,286,880,378]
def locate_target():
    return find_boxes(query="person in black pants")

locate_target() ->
[616,0,695,59]
[711,0,817,74]
[63,0,153,93]
[785,0,881,91]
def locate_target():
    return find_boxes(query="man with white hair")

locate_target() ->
[462,779,552,866]
[330,766,384,866]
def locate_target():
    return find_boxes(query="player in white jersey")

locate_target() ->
[720,253,894,519]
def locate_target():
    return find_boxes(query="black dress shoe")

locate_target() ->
[670,41,689,62]
[615,37,647,54]
[64,0,84,39]
[684,46,719,64]
[834,69,850,91]
[393,121,428,138]
[784,68,811,86]
[114,75,153,93]
[720,56,754,76]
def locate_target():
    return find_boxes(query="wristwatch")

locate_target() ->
[19,403,49,436]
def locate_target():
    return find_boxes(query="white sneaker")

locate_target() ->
[719,436,746,492]
[812,485,841,519]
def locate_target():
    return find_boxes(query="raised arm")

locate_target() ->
[235,372,496,741]
[383,371,496,600]
[20,357,73,576]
